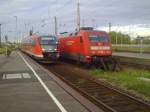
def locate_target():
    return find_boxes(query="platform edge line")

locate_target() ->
[18,52,67,112]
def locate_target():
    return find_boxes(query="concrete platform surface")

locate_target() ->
[0,52,89,112]
[113,52,150,60]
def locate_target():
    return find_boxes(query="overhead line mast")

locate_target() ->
[77,0,80,31]
[0,24,1,46]
[54,16,58,36]
[109,22,111,33]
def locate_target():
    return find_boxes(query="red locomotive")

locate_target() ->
[21,34,59,62]
[58,27,119,70]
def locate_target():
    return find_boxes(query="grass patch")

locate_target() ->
[92,68,150,100]
[0,44,16,54]
[0,47,6,54]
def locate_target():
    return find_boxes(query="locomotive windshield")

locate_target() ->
[89,35,108,42]
[39,36,57,45]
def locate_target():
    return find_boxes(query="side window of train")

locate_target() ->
[31,38,36,46]
[80,36,83,43]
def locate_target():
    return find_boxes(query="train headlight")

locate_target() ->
[86,56,90,58]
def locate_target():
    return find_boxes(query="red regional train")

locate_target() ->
[58,27,116,70]
[21,34,59,62]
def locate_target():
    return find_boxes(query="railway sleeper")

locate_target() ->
[75,83,100,87]
[80,89,106,94]
[88,92,117,99]
[106,100,148,112]
[78,86,102,90]
[101,93,125,100]
[74,82,94,86]
[64,77,79,81]
[112,104,145,112]
[96,90,119,95]
[97,95,118,101]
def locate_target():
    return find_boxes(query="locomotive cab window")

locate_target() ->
[39,36,57,45]
[38,36,58,52]
[89,35,108,42]
[31,38,36,46]
[80,36,83,43]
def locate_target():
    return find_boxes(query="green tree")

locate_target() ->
[109,31,131,44]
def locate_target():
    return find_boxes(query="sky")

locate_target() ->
[0,0,150,41]
[97,24,150,38]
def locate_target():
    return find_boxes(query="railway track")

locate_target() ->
[42,62,150,112]
[112,56,150,70]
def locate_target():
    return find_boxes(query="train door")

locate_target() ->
[77,36,84,62]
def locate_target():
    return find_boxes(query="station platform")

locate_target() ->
[113,52,150,60]
[0,51,93,112]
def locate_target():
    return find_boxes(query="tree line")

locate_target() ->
[109,31,150,44]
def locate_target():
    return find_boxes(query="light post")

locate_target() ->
[54,16,58,36]
[0,24,1,47]
[5,35,8,56]
[115,24,119,45]
[77,0,80,31]
[82,19,85,27]
[24,23,27,34]
[92,19,95,28]
[140,37,143,54]
[137,36,143,54]
[121,34,123,47]
[14,16,18,43]
[115,33,118,45]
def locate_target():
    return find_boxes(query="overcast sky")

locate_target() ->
[0,0,150,41]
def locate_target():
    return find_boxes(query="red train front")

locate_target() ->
[58,27,112,63]
[21,34,59,63]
